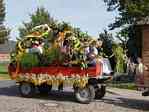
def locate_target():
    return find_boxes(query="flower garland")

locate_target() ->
[16,73,89,88]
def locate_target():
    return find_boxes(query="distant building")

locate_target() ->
[0,40,16,63]
[0,53,10,63]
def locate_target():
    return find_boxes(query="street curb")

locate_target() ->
[106,89,121,95]
[0,78,11,81]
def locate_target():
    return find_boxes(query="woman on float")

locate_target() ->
[87,39,113,77]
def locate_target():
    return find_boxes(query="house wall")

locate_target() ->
[0,53,10,63]
[142,25,149,87]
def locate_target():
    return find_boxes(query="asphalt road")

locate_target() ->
[0,80,149,112]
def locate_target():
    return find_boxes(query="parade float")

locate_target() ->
[8,24,112,103]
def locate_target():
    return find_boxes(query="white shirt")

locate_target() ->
[85,47,90,55]
[136,63,144,75]
[92,47,98,55]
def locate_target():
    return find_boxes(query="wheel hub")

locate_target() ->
[21,83,31,95]
[79,89,89,98]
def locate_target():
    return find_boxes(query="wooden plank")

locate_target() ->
[142,27,149,87]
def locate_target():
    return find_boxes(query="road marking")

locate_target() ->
[44,102,58,107]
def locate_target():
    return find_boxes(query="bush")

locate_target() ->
[112,73,135,83]
[43,47,64,65]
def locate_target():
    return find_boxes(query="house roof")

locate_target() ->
[137,17,149,25]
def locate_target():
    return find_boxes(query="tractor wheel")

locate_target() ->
[38,83,52,94]
[74,85,95,104]
[19,82,35,98]
[95,85,106,99]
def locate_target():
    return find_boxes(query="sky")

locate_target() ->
[5,0,117,40]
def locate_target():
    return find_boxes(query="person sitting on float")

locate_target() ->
[87,40,99,66]
[96,39,113,76]
[67,35,81,61]
[86,39,113,76]
[60,38,71,66]
[26,40,44,54]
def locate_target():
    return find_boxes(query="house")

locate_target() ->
[134,18,149,88]
[0,40,16,63]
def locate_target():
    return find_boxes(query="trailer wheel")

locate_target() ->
[19,82,35,98]
[74,85,95,104]
[38,84,52,94]
[95,85,106,99]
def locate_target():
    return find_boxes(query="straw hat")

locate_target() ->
[89,39,97,45]
[83,41,89,47]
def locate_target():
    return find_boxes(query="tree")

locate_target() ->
[116,27,129,48]
[99,30,114,56]
[18,7,90,40]
[103,0,149,61]
[19,7,57,37]
[103,0,149,30]
[0,0,9,43]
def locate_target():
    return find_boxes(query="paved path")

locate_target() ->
[0,80,149,112]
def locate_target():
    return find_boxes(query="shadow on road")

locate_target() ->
[36,91,76,103]
[100,96,149,111]
[0,85,19,97]
[0,85,76,103]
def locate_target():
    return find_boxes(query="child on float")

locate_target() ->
[87,40,99,66]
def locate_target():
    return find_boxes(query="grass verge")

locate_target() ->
[0,63,10,80]
[107,83,137,90]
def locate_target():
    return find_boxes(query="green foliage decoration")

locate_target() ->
[20,53,39,69]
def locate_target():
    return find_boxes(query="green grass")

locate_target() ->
[108,83,137,90]
[0,63,10,80]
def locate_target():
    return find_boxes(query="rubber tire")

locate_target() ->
[75,85,95,104]
[19,82,35,98]
[95,85,106,99]
[38,84,52,94]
